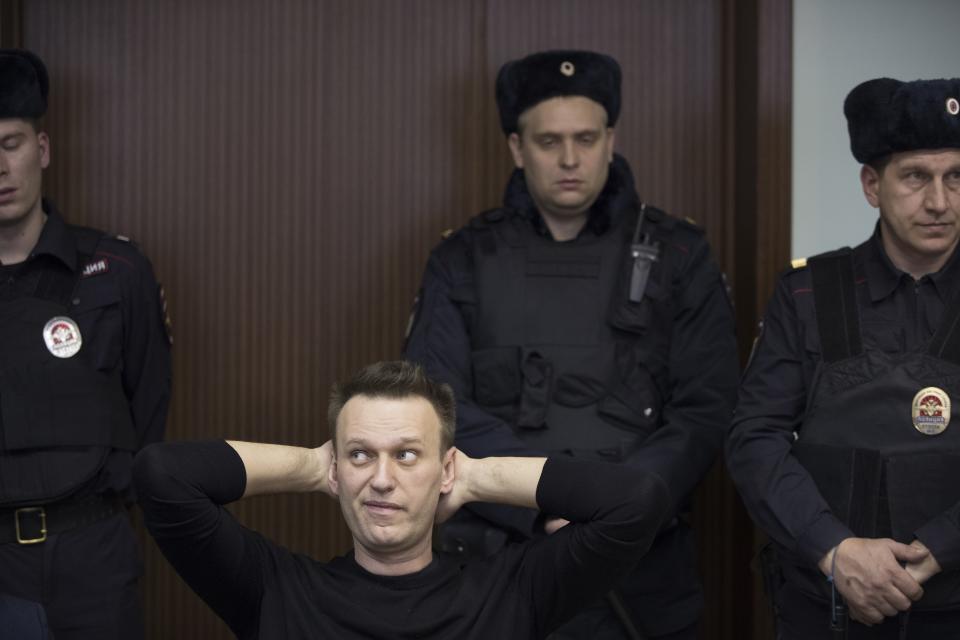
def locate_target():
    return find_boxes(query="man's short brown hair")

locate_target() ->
[327,360,456,452]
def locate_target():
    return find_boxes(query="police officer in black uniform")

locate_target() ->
[403,50,739,640]
[727,77,960,639]
[0,49,171,639]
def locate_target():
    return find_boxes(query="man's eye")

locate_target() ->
[396,450,418,462]
[349,450,370,462]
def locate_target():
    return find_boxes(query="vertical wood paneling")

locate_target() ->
[15,2,792,638]
[0,0,21,47]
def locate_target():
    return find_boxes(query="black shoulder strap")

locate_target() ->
[809,249,863,362]
[927,291,960,365]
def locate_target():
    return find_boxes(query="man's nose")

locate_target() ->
[370,457,396,492]
[559,140,578,169]
[925,178,948,214]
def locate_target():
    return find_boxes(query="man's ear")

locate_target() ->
[38,131,50,169]
[861,164,881,209]
[327,456,340,497]
[606,127,615,162]
[507,132,524,169]
[439,447,456,495]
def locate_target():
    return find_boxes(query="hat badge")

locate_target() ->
[559,61,575,77]
[948,97,960,116]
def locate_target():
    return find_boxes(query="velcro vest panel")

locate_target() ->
[464,208,668,457]
[791,249,960,607]
[0,228,135,505]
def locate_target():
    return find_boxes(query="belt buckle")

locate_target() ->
[14,506,47,544]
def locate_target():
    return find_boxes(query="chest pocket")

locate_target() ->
[72,279,123,372]
[860,318,904,354]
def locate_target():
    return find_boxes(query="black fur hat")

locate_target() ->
[495,50,621,134]
[0,49,48,120]
[844,77,960,163]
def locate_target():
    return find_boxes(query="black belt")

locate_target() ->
[0,494,125,545]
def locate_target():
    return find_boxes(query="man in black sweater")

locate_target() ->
[134,361,671,639]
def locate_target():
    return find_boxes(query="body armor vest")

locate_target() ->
[462,206,671,458]
[789,249,960,607]
[0,228,135,506]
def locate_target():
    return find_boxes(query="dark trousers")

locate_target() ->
[0,512,144,640]
[0,593,52,640]
[547,597,700,640]
[777,581,960,640]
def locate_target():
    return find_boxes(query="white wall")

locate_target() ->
[792,0,960,258]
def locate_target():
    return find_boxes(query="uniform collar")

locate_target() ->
[28,200,78,272]
[501,152,641,238]
[860,222,960,302]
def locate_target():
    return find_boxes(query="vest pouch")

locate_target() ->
[518,350,553,429]
[609,276,665,336]
[71,287,123,371]
[0,447,109,506]
[1,359,135,451]
[792,441,883,537]
[553,373,607,408]
[886,451,960,607]
[885,448,960,542]
[471,346,521,407]
[596,353,661,436]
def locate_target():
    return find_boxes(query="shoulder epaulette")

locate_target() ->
[790,257,808,269]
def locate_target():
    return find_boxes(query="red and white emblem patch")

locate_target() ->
[912,387,951,435]
[43,316,83,358]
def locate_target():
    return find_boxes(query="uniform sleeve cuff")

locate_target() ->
[796,513,855,567]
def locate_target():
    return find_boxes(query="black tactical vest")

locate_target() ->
[790,249,960,607]
[0,228,135,506]
[460,206,674,458]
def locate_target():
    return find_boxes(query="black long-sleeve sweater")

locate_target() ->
[134,441,669,639]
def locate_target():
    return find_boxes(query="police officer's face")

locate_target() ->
[0,118,49,230]
[862,149,960,275]
[328,395,454,568]
[508,96,614,229]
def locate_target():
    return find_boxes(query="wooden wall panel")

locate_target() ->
[15,1,792,638]
[24,1,489,637]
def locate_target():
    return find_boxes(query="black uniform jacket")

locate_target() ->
[0,203,171,500]
[404,155,738,535]
[728,227,960,573]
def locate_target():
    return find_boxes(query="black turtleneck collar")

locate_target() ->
[500,153,641,238]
